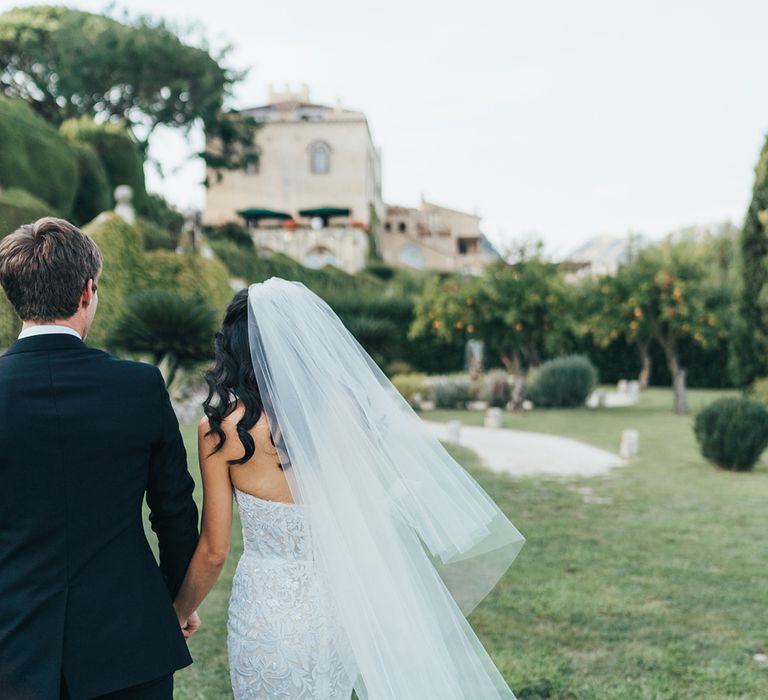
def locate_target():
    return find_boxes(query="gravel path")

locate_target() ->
[424,420,626,478]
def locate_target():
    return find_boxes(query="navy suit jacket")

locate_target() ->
[0,333,199,699]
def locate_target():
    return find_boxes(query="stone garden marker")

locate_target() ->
[114,185,135,224]
[447,420,462,444]
[619,429,639,458]
[484,408,503,429]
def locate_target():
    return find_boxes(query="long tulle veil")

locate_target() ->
[247,278,525,699]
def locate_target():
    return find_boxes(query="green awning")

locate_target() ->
[298,207,351,220]
[237,208,293,221]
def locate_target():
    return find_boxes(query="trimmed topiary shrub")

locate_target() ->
[429,375,474,409]
[60,116,147,213]
[144,250,233,314]
[694,397,768,471]
[0,97,78,217]
[526,355,598,408]
[68,141,111,225]
[0,188,54,238]
[84,213,147,347]
[84,212,234,350]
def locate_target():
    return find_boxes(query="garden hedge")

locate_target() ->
[0,97,77,216]
[0,188,54,239]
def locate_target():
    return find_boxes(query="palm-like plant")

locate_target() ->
[109,289,218,387]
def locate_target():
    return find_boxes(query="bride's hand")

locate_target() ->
[180,610,201,639]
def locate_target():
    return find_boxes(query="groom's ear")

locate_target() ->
[81,278,97,307]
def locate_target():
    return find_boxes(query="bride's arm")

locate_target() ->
[173,417,233,633]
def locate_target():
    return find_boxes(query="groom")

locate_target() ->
[0,218,200,699]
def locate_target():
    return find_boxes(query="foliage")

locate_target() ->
[747,377,768,406]
[84,213,232,350]
[61,116,147,212]
[733,136,768,386]
[0,187,53,238]
[429,375,474,409]
[137,218,177,251]
[68,140,111,225]
[203,110,260,182]
[109,289,218,387]
[480,369,511,408]
[411,247,571,376]
[84,214,147,347]
[616,239,725,413]
[0,97,77,215]
[342,313,399,367]
[694,397,768,471]
[0,291,20,348]
[204,222,253,250]
[141,193,184,239]
[0,7,236,143]
[526,355,597,408]
[391,373,430,410]
[144,250,233,314]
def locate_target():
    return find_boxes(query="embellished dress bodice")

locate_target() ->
[227,489,356,700]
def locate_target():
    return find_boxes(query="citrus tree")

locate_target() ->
[623,242,723,413]
[411,247,571,408]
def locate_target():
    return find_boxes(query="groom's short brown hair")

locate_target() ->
[0,217,103,322]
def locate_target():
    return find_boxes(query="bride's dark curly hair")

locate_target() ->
[202,288,270,466]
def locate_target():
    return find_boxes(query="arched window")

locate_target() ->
[310,141,331,174]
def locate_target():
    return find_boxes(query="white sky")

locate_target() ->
[12,0,768,256]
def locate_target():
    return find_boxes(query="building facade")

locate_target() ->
[204,86,496,275]
[379,199,498,273]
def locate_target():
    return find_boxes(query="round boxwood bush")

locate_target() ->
[694,397,768,471]
[526,355,598,408]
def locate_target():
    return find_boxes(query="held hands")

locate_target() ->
[178,610,201,639]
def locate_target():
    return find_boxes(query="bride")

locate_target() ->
[173,278,525,699]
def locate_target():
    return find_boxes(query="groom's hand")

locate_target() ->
[181,610,201,639]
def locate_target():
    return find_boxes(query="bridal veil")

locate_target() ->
[247,278,524,699]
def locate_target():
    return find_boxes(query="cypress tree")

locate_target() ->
[731,136,768,386]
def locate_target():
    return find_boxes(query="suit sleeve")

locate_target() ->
[146,368,200,598]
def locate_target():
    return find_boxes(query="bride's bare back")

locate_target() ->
[215,403,294,505]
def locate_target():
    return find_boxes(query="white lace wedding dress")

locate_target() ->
[227,488,357,700]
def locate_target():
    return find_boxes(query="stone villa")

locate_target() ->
[204,86,497,274]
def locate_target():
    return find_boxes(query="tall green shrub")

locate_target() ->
[68,141,111,225]
[60,116,147,212]
[0,188,54,238]
[732,136,768,386]
[84,214,147,347]
[0,97,77,216]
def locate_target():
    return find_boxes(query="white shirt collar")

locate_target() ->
[18,325,82,340]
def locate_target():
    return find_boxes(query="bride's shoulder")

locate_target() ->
[198,403,246,440]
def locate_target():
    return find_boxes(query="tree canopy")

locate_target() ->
[0,5,255,170]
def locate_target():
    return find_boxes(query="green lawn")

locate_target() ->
[170,388,768,699]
